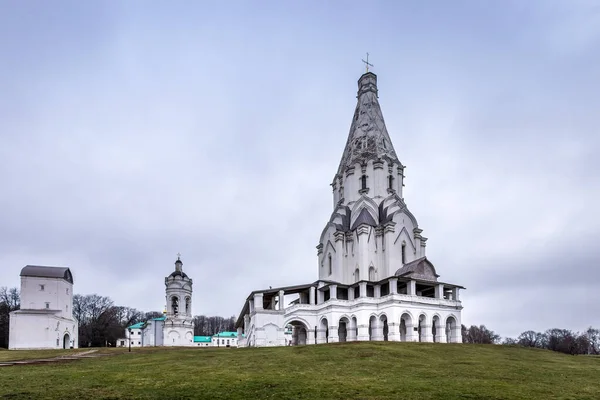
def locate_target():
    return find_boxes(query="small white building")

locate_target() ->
[211,332,242,347]
[9,265,79,350]
[236,71,464,347]
[117,317,166,348]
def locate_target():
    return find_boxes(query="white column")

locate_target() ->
[403,319,416,342]
[316,328,327,344]
[306,329,316,345]
[278,290,285,310]
[357,324,370,341]
[249,299,255,313]
[389,278,398,294]
[309,287,316,305]
[317,289,324,304]
[359,282,367,298]
[330,285,337,300]
[328,324,339,343]
[373,319,384,341]
[421,323,433,342]
[435,284,444,299]
[438,328,447,343]
[407,280,416,296]
[348,320,358,341]
[454,326,462,343]
[387,322,399,341]
[253,293,263,311]
[374,284,381,298]
[452,287,460,301]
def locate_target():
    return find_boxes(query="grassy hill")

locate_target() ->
[1,342,599,399]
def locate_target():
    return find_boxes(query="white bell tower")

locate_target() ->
[163,254,194,346]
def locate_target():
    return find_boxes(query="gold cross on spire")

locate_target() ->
[362,52,373,73]
[177,252,181,260]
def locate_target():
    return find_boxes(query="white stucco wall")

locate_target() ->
[9,311,78,350]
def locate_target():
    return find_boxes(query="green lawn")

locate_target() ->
[0,342,599,399]
[0,348,91,362]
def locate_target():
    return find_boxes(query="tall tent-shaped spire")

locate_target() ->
[336,72,401,179]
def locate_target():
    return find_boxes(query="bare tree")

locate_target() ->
[0,287,20,348]
[193,315,236,336]
[517,330,546,348]
[461,324,501,344]
[144,311,164,320]
[587,327,600,355]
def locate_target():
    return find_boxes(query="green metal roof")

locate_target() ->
[152,317,166,321]
[194,336,212,343]
[128,322,145,330]
[213,331,238,338]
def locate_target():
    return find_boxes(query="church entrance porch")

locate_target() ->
[317,318,329,344]
[63,333,70,349]
[338,318,349,342]
[287,321,310,346]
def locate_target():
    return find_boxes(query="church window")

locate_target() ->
[328,254,332,275]
[171,296,179,315]
[355,268,360,282]
[368,266,375,281]
[39,285,45,291]
[401,243,406,264]
[361,175,367,190]
[45,302,50,309]
[388,175,394,190]
[66,288,69,295]
[186,297,190,314]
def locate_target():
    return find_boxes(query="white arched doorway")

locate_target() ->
[446,316,458,343]
[400,313,413,342]
[338,318,349,342]
[287,320,310,345]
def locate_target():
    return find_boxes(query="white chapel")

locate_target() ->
[163,256,195,346]
[117,256,196,347]
[9,266,79,350]
[235,71,464,346]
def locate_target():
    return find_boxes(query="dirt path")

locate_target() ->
[0,349,115,367]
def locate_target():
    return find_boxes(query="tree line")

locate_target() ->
[0,288,235,348]
[461,324,600,355]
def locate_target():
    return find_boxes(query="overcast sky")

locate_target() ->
[1,1,599,339]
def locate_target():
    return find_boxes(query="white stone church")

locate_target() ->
[235,71,464,346]
[117,256,196,347]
